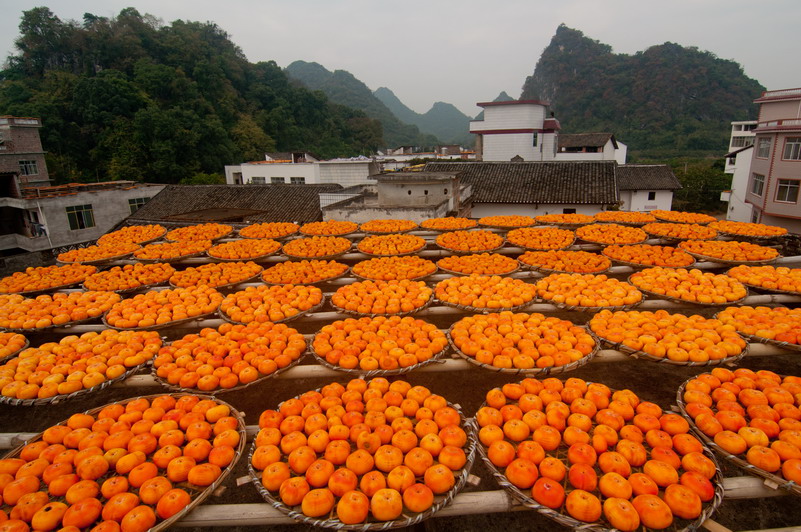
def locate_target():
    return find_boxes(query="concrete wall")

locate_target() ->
[619,190,673,212]
[470,202,602,218]
[34,186,164,248]
[760,212,801,234]
[758,100,801,122]
[725,148,754,222]
[324,202,450,224]
[471,104,546,132]
[318,162,378,186]
[482,133,538,161]
[377,182,452,207]
[226,161,376,186]
[0,118,50,185]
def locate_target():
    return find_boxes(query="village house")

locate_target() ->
[225,152,379,187]
[744,88,801,233]
[721,120,758,223]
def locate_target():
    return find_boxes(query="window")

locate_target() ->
[66,204,95,230]
[647,191,656,201]
[251,177,265,184]
[750,173,765,196]
[18,160,38,175]
[290,177,305,185]
[532,134,538,147]
[128,197,150,214]
[730,136,754,148]
[751,210,760,223]
[756,138,772,158]
[776,179,800,203]
[271,177,285,184]
[783,137,801,160]
[562,208,576,214]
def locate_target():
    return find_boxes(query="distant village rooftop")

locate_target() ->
[616,165,682,191]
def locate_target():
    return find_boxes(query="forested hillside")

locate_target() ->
[0,8,383,183]
[285,61,439,148]
[521,25,765,158]
[373,87,473,146]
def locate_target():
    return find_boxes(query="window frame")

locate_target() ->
[775,179,800,203]
[271,177,285,184]
[756,137,772,159]
[783,137,801,161]
[647,191,656,201]
[290,177,305,185]
[251,176,266,185]
[128,197,150,214]
[66,204,95,230]
[18,160,38,176]
[750,173,765,197]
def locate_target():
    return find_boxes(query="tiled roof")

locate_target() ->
[616,165,682,191]
[128,184,343,223]
[374,172,459,183]
[423,161,618,204]
[558,133,615,149]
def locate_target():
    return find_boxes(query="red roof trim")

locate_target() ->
[477,100,550,108]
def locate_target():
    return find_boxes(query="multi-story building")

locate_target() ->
[744,88,801,233]
[0,116,50,188]
[469,100,626,163]
[225,152,379,187]
[721,120,757,222]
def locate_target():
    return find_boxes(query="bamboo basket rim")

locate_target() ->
[653,214,714,225]
[436,261,520,277]
[351,266,438,283]
[206,243,282,262]
[715,229,788,240]
[0,361,149,406]
[1,314,104,334]
[261,267,350,286]
[134,249,210,264]
[308,340,449,377]
[101,311,218,332]
[683,250,780,266]
[509,237,577,252]
[520,258,611,276]
[446,322,600,375]
[247,390,477,529]
[218,297,326,326]
[628,276,749,307]
[331,292,434,319]
[436,296,538,315]
[473,396,726,532]
[56,250,138,266]
[601,251,696,271]
[3,279,87,297]
[598,334,750,366]
[0,336,29,365]
[676,377,801,497]
[356,241,428,258]
[164,228,234,243]
[168,268,264,291]
[1,392,247,530]
[152,350,307,395]
[730,279,801,297]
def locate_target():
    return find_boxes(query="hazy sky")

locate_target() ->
[2,1,799,116]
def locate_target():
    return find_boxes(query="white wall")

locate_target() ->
[318,162,377,186]
[226,161,376,186]
[471,104,546,132]
[724,148,754,222]
[482,133,538,161]
[471,203,602,218]
[553,140,627,164]
[619,190,673,212]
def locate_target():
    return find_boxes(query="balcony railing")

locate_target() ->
[760,88,801,99]
[756,118,801,131]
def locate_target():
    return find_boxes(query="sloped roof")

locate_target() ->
[616,165,682,191]
[423,161,618,204]
[725,145,753,158]
[558,133,616,149]
[128,184,343,223]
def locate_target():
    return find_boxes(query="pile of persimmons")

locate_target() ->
[154,322,306,391]
[283,236,351,259]
[449,311,596,370]
[435,230,504,253]
[262,260,349,285]
[602,245,694,268]
[629,268,747,305]
[682,368,801,484]
[535,274,642,309]
[134,241,212,262]
[83,263,175,293]
[506,227,574,250]
[208,238,281,260]
[717,306,801,345]
[0,292,121,330]
[219,285,323,324]
[331,280,433,316]
[437,253,518,275]
[352,256,437,281]
[0,393,242,531]
[0,329,161,400]
[519,250,611,274]
[478,377,720,529]
[727,265,801,294]
[104,286,223,329]
[0,264,97,294]
[57,243,140,264]
[250,378,470,523]
[98,224,166,246]
[357,234,425,256]
[435,275,538,310]
[239,222,299,239]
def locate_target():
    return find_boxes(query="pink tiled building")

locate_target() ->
[745,88,801,233]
